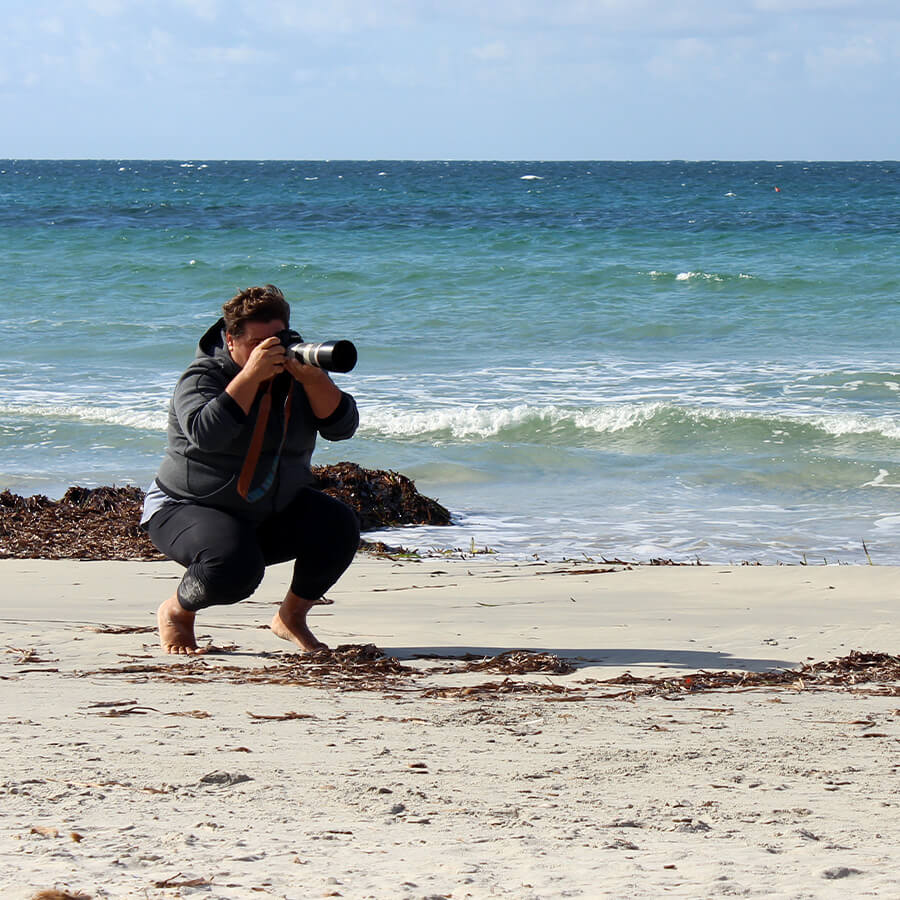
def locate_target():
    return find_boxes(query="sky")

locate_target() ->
[2,0,899,160]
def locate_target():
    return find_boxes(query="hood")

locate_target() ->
[196,318,240,375]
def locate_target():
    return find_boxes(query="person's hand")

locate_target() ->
[285,357,332,386]
[241,336,287,384]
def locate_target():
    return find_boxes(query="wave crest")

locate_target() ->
[361,402,900,446]
[0,401,166,432]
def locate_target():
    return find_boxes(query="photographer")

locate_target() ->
[142,284,360,655]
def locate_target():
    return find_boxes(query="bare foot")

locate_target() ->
[271,591,329,652]
[157,593,206,655]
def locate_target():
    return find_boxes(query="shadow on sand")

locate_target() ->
[387,646,797,673]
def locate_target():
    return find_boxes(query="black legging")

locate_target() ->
[147,488,360,612]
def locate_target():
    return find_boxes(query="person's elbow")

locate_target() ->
[182,396,247,450]
[318,393,359,442]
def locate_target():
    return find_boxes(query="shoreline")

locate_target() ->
[2,556,899,898]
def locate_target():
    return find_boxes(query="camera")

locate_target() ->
[275,329,357,373]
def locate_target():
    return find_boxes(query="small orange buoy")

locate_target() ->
[774,186,781,192]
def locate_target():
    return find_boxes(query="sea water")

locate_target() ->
[1,160,897,563]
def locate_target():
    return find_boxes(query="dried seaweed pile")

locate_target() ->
[426,649,575,676]
[586,650,900,698]
[312,462,451,531]
[0,486,159,561]
[85,644,417,694]
[0,464,450,560]
[78,648,900,701]
[82,647,577,697]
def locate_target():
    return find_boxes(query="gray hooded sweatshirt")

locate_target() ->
[154,318,358,522]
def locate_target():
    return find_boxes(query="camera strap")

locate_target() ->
[236,380,294,501]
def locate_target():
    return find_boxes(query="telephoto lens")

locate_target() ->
[276,330,357,373]
[288,339,357,373]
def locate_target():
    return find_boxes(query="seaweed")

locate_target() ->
[0,463,450,560]
[78,648,900,701]
[312,462,451,530]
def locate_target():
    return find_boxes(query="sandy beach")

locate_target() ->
[2,556,898,899]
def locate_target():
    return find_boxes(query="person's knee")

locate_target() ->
[332,500,361,561]
[341,501,361,544]
[178,554,265,610]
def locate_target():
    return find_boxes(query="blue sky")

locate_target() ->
[2,0,898,159]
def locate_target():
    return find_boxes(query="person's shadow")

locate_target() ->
[386,645,797,673]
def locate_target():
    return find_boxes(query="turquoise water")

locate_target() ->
[1,160,898,562]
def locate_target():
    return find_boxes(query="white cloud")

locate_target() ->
[754,0,875,11]
[176,0,219,21]
[73,32,108,84]
[39,17,66,36]
[472,41,510,62]
[85,0,125,15]
[645,36,718,80]
[195,46,267,65]
[250,0,382,34]
[805,36,883,80]
[144,27,176,71]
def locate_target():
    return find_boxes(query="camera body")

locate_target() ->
[275,329,357,373]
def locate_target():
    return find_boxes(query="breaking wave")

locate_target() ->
[360,402,900,447]
[0,401,167,432]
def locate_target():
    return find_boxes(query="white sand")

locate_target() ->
[1,557,898,899]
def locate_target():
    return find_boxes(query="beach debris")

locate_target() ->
[649,557,705,566]
[30,891,92,900]
[313,462,451,530]
[0,465,450,560]
[95,705,158,717]
[581,650,900,698]
[0,486,152,560]
[466,650,573,675]
[87,624,156,634]
[85,698,138,708]
[76,649,900,702]
[198,771,252,787]
[422,680,584,701]
[152,874,212,888]
[247,711,316,721]
[6,647,57,664]
[822,867,863,880]
[30,826,61,838]
[42,776,173,795]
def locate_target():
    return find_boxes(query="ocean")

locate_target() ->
[1,160,897,564]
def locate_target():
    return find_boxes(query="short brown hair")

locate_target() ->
[223,285,290,336]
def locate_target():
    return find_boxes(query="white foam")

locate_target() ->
[362,404,543,439]
[0,401,166,432]
[360,401,668,441]
[812,413,900,440]
[676,271,723,282]
[572,403,664,433]
[357,399,900,445]
[863,469,900,488]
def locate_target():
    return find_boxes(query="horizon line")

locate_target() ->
[2,157,898,164]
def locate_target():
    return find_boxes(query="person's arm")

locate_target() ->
[285,358,342,419]
[174,369,247,450]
